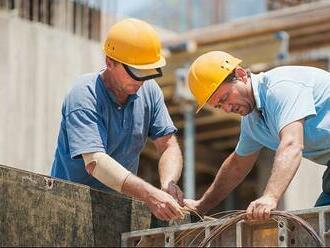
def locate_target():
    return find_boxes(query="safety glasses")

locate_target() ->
[123,64,163,81]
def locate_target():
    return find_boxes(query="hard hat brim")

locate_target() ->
[124,55,166,70]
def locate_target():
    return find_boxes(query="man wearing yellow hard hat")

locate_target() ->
[51,19,184,221]
[185,50,330,220]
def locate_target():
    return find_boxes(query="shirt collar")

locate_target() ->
[250,72,263,111]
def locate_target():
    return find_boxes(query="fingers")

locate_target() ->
[246,201,273,221]
[246,201,255,220]
[151,196,184,221]
[151,203,175,221]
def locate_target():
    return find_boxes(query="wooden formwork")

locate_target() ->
[122,206,330,247]
[0,164,150,247]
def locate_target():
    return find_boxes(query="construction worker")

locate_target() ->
[50,18,184,221]
[184,50,330,220]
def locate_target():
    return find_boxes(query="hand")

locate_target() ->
[146,188,184,221]
[183,199,205,215]
[246,195,278,221]
[162,180,184,206]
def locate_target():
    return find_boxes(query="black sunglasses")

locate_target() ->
[123,64,163,81]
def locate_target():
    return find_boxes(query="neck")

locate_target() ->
[247,75,256,110]
[101,70,128,105]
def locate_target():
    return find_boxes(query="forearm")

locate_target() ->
[263,142,302,201]
[158,138,183,188]
[121,173,159,202]
[83,152,158,202]
[83,152,131,192]
[198,153,255,214]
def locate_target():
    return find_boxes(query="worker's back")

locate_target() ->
[238,66,330,164]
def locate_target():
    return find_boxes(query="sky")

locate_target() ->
[85,0,267,32]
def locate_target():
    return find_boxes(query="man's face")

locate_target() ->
[207,79,255,116]
[111,63,144,95]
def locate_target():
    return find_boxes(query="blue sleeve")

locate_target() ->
[235,118,263,156]
[268,82,316,134]
[148,83,177,140]
[65,109,107,159]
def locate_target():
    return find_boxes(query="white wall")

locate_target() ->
[0,12,104,175]
[284,158,325,210]
[256,148,326,211]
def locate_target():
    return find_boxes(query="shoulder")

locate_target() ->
[264,66,318,89]
[63,73,102,114]
[141,79,162,93]
[139,79,164,101]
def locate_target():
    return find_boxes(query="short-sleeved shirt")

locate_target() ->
[51,72,177,190]
[235,66,330,165]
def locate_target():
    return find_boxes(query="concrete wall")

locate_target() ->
[0,11,104,175]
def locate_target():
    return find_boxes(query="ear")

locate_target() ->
[234,66,248,83]
[105,57,115,70]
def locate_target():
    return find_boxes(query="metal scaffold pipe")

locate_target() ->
[174,67,196,199]
[183,103,195,199]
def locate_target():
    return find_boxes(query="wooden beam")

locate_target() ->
[162,1,330,46]
[158,34,282,87]
[211,139,238,151]
[287,20,330,38]
[141,140,159,161]
[175,112,240,130]
[141,137,229,177]
[290,31,330,51]
[196,126,240,142]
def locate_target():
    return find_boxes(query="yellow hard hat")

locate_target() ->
[188,51,242,113]
[103,18,166,70]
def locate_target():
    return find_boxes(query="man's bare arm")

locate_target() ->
[246,119,304,220]
[82,152,184,221]
[153,135,184,205]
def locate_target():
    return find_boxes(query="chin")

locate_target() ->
[127,87,140,94]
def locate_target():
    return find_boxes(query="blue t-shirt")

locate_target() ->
[51,72,177,190]
[236,66,330,165]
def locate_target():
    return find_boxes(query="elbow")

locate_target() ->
[82,152,104,175]
[282,139,304,157]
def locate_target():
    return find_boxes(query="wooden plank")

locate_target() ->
[162,1,330,46]
[140,140,222,176]
[211,139,238,151]
[290,31,330,51]
[175,113,240,129]
[0,164,150,247]
[196,126,240,142]
[159,34,282,87]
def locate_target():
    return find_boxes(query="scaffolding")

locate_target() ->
[122,206,330,247]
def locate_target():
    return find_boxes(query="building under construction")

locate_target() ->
[1,0,330,246]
